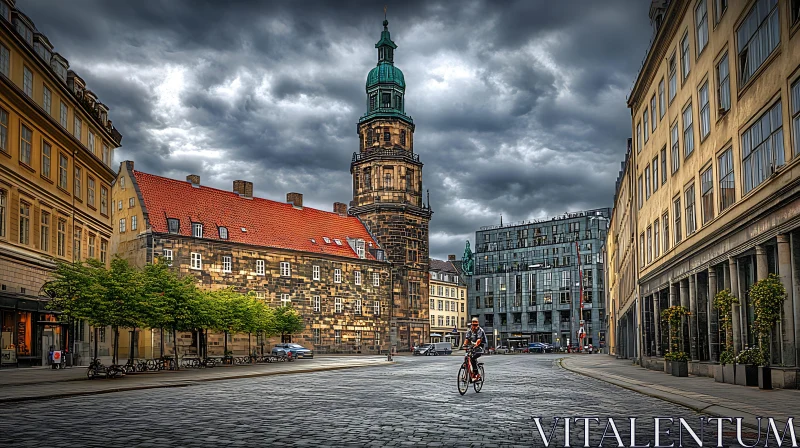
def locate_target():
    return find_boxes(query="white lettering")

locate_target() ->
[736,417,762,447]
[532,417,560,447]
[678,418,704,447]
[655,418,675,448]
[631,418,652,448]
[706,418,732,447]
[575,417,600,447]
[765,418,798,447]
[599,418,624,447]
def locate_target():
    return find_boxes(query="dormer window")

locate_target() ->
[192,223,203,238]
[0,2,10,22]
[334,239,342,246]
[323,237,331,244]
[167,218,180,234]
[240,227,247,232]
[14,18,33,45]
[218,226,228,239]
[310,238,316,244]
[356,239,365,259]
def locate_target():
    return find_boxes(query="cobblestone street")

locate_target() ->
[0,354,723,447]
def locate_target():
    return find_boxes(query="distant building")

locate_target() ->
[111,163,392,357]
[429,256,468,346]
[0,1,122,367]
[467,209,611,350]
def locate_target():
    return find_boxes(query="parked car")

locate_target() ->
[272,343,313,359]
[528,342,554,353]
[413,344,433,355]
[494,345,510,354]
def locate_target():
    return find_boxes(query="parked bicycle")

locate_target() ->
[457,347,484,395]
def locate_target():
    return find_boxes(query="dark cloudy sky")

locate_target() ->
[25,0,652,260]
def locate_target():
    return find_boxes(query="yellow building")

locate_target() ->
[428,256,468,346]
[0,1,122,367]
[623,0,800,383]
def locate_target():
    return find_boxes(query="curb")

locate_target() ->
[558,357,763,430]
[0,361,396,404]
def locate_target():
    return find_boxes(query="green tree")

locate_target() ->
[713,289,738,365]
[750,273,786,366]
[275,305,303,343]
[99,258,147,365]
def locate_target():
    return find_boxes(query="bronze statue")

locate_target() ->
[462,241,474,275]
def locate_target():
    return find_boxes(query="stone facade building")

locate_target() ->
[350,19,432,350]
[468,209,611,350]
[613,0,800,384]
[429,256,468,346]
[0,0,122,367]
[110,162,392,357]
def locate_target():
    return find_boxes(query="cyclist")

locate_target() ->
[462,317,487,381]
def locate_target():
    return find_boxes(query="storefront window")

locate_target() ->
[16,311,32,356]
[1,311,15,364]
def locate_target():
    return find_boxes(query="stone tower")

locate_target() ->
[350,18,432,350]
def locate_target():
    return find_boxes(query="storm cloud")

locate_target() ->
[24,0,652,259]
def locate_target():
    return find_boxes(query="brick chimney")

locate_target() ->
[186,174,200,187]
[333,202,347,216]
[233,180,253,198]
[287,192,303,208]
[448,254,456,261]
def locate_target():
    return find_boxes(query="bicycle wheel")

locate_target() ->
[87,367,95,380]
[457,364,469,395]
[474,365,485,393]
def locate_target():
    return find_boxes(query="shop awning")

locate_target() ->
[430,333,442,337]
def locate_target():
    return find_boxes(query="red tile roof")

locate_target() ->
[132,171,382,261]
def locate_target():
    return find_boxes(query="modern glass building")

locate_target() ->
[467,208,611,350]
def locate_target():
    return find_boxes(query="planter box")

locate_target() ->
[759,366,772,390]
[665,361,672,374]
[735,364,759,386]
[769,367,798,389]
[714,364,724,383]
[671,360,688,377]
[723,364,736,384]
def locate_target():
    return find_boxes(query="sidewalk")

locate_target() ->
[561,355,800,428]
[0,356,393,403]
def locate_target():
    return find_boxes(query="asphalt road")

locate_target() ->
[0,354,716,447]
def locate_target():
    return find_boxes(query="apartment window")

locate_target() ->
[671,123,680,173]
[717,53,730,113]
[40,84,53,116]
[57,219,66,257]
[663,213,670,253]
[18,202,30,245]
[131,215,137,231]
[22,66,32,97]
[695,173,711,230]
[373,272,380,286]
[60,102,67,128]
[334,330,342,344]
[681,32,690,80]
[19,124,32,165]
[190,253,202,270]
[58,153,68,190]
[39,142,52,179]
[696,0,708,55]
[683,104,694,157]
[119,218,126,233]
[645,166,651,199]
[674,198,683,243]
[438,299,443,311]
[167,218,179,234]
[643,108,649,142]
[313,296,320,313]
[100,187,108,215]
[660,148,667,184]
[742,101,784,193]
[374,300,381,316]
[637,175,643,209]
[280,261,291,277]
[354,271,361,286]
[354,299,362,315]
[0,108,6,152]
[222,256,232,273]
[561,271,570,288]
[102,144,109,165]
[647,226,652,264]
[686,184,697,235]
[88,131,96,155]
[74,166,82,200]
[162,249,173,265]
[88,234,95,259]
[73,117,82,141]
[40,211,49,252]
[334,268,342,283]
[256,260,265,276]
[312,265,320,280]
[100,239,107,264]
[192,223,203,238]
[717,148,735,211]
[654,218,660,259]
[658,79,665,119]
[639,233,645,267]
[636,122,642,152]
[652,157,659,193]
[699,82,710,139]
[650,96,657,131]
[715,0,728,23]
[335,297,343,313]
[0,44,7,77]
[669,54,677,103]
[281,294,290,306]
[73,227,81,260]
[792,79,800,156]
[737,0,780,85]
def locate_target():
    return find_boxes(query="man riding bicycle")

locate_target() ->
[462,317,487,381]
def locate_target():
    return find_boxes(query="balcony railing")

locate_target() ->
[352,149,420,164]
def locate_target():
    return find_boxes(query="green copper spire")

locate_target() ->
[361,17,412,124]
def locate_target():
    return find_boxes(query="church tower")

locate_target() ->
[350,18,432,350]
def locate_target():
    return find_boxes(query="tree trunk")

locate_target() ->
[172,326,179,370]
[93,326,99,361]
[224,331,228,357]
[160,327,165,358]
[112,326,119,365]
[129,327,136,365]
[248,332,252,360]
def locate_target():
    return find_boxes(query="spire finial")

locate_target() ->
[383,5,388,29]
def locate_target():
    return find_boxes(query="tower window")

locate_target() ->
[367,129,373,145]
[382,93,391,108]
[379,47,384,60]
[384,130,390,142]
[396,95,402,111]
[387,48,393,61]
[370,94,377,111]
[364,168,372,190]
[400,130,406,146]
[405,169,414,191]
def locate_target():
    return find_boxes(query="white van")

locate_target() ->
[429,342,453,356]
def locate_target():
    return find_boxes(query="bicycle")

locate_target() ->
[457,346,484,395]
[87,358,106,380]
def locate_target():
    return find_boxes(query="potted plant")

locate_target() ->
[713,289,738,384]
[733,346,762,386]
[749,273,787,390]
[661,306,690,377]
